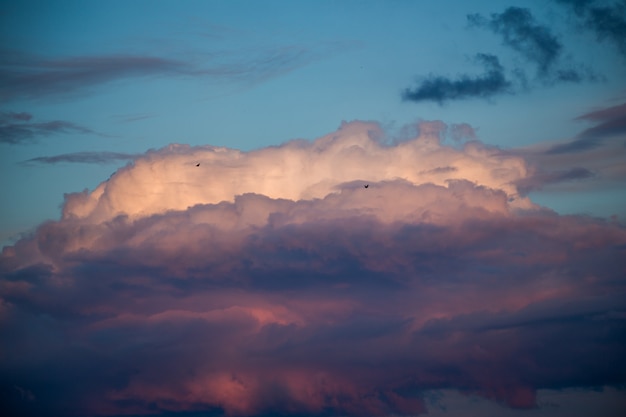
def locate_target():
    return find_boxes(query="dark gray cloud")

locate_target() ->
[556,0,626,57]
[0,112,101,144]
[23,151,139,165]
[402,54,511,104]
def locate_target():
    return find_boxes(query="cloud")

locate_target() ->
[507,102,626,194]
[403,4,606,106]
[402,54,511,104]
[547,101,626,154]
[468,6,590,83]
[0,42,350,101]
[0,111,32,122]
[195,43,343,86]
[22,151,140,165]
[449,122,478,142]
[556,0,626,57]
[468,7,561,75]
[0,111,102,144]
[58,120,531,223]
[111,113,156,124]
[514,166,595,195]
[0,51,187,101]
[2,121,626,417]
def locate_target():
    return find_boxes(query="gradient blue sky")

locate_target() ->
[1,0,625,247]
[1,2,626,416]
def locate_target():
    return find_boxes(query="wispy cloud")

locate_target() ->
[2,121,625,417]
[0,51,187,101]
[110,113,156,124]
[508,102,626,194]
[515,166,595,194]
[0,111,102,144]
[23,151,139,165]
[547,101,626,154]
[1,41,352,101]
[469,7,574,78]
[402,54,511,104]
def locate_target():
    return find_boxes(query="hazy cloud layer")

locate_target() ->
[2,121,625,416]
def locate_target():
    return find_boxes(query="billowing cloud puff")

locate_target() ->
[1,121,625,417]
[62,121,530,223]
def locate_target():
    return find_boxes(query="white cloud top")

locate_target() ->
[63,121,532,223]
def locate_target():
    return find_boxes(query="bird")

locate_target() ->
[364,184,369,188]
[196,163,200,167]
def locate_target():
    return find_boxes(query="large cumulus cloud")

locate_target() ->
[60,120,531,223]
[1,121,625,416]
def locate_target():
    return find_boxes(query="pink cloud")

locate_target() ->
[1,121,625,416]
[60,121,532,224]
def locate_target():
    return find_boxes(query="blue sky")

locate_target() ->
[2,0,625,247]
[1,2,626,416]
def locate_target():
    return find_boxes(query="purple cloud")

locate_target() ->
[1,122,625,416]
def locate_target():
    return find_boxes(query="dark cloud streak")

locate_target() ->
[0,42,350,101]
[23,151,139,165]
[514,166,595,194]
[0,52,187,101]
[0,112,101,144]
[402,54,511,104]
[547,102,626,154]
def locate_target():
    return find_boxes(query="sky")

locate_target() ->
[1,0,625,416]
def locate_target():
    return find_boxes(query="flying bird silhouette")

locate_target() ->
[196,163,200,167]
[364,184,369,188]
